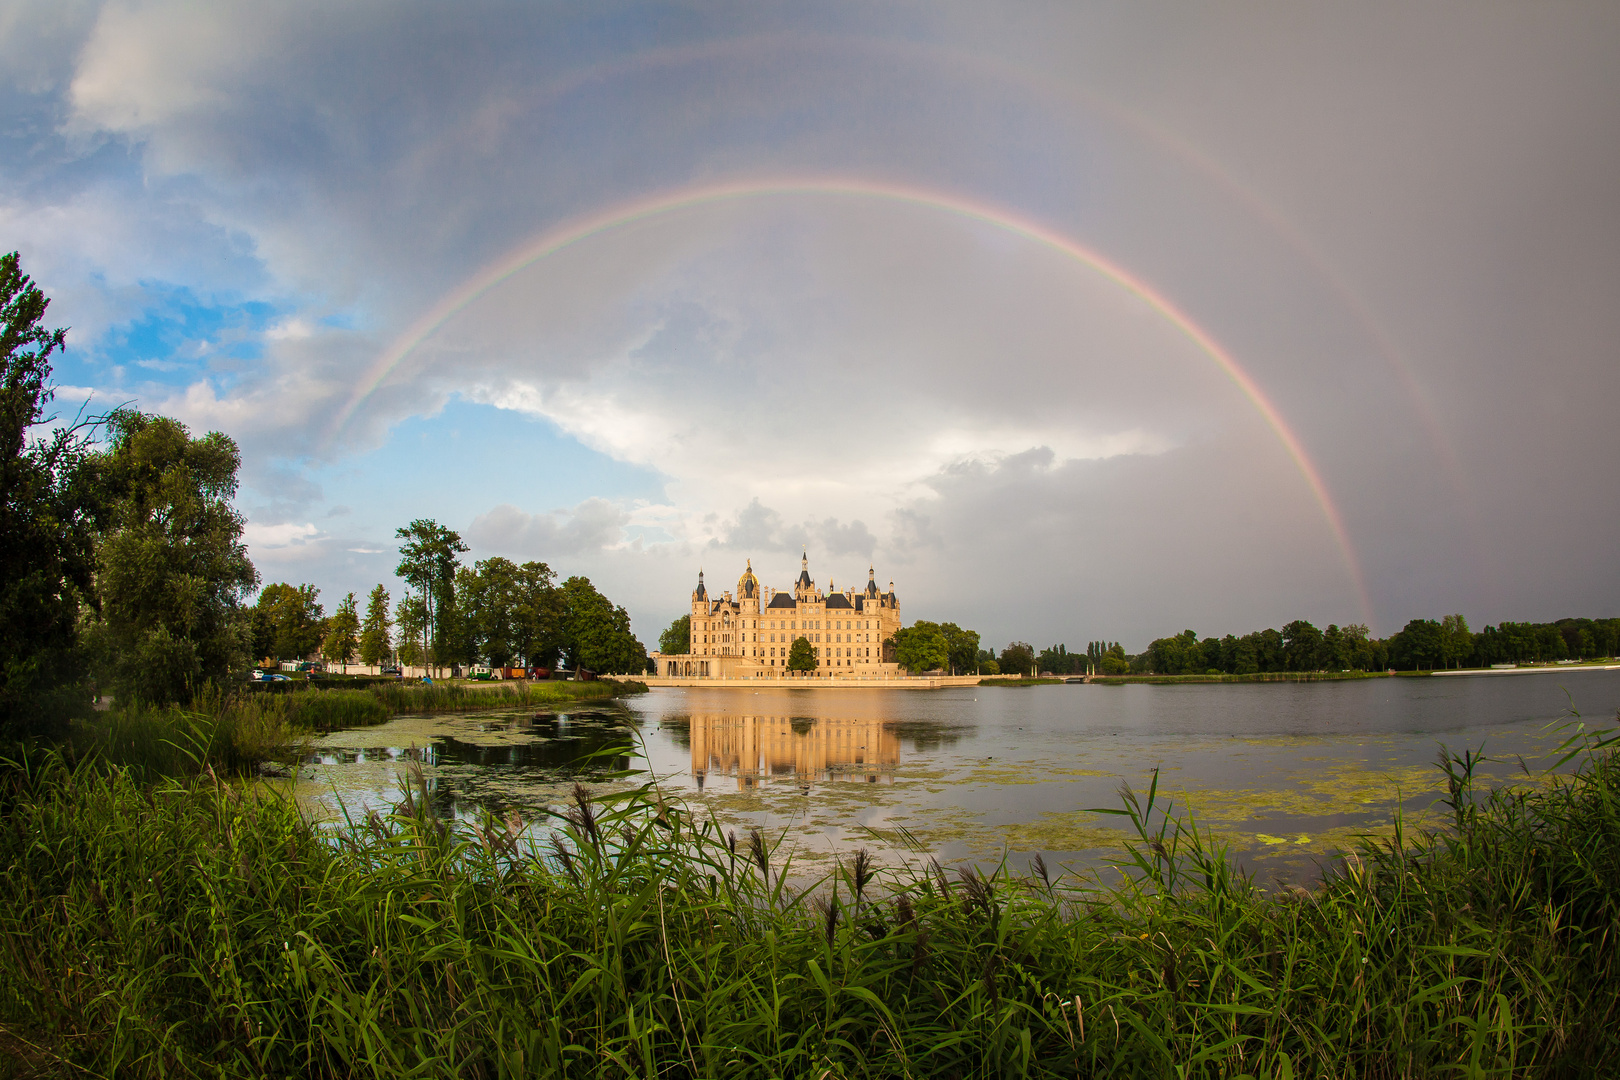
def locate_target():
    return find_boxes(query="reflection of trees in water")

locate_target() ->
[882,720,969,754]
[686,714,901,790]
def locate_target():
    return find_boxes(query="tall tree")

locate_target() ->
[322,592,361,672]
[0,252,96,737]
[84,410,258,704]
[394,519,466,677]
[940,622,981,675]
[359,584,393,666]
[559,575,647,674]
[998,641,1035,677]
[255,583,324,661]
[1282,620,1325,672]
[395,595,426,669]
[893,622,949,673]
[511,560,562,668]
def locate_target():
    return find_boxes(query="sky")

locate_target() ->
[4,1,1618,651]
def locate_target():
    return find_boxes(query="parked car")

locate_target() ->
[469,665,495,681]
[380,666,402,678]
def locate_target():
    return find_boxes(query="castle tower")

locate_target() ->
[793,550,816,602]
[737,558,760,615]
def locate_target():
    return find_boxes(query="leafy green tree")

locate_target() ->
[559,576,646,674]
[0,252,97,738]
[395,594,426,669]
[510,561,563,669]
[939,623,980,675]
[359,584,392,666]
[787,636,817,672]
[979,658,1000,675]
[1390,618,1444,670]
[322,592,360,671]
[998,641,1035,677]
[459,558,520,668]
[394,519,467,676]
[84,411,258,704]
[256,583,324,661]
[1440,614,1473,669]
[1282,620,1324,671]
[892,622,949,673]
[660,614,691,656]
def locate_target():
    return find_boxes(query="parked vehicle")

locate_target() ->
[380,665,402,678]
[470,665,495,681]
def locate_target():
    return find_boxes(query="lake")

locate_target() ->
[292,670,1620,883]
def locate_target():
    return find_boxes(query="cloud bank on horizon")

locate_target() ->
[4,0,1618,648]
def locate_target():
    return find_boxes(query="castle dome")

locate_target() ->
[737,559,759,599]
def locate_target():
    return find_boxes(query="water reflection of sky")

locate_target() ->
[291,672,1620,884]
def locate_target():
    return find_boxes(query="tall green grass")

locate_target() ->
[4,723,1617,1077]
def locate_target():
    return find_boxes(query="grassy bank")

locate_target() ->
[4,724,1617,1077]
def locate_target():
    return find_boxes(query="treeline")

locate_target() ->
[1028,615,1620,677]
[250,537,648,677]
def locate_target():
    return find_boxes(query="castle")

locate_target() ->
[657,553,902,679]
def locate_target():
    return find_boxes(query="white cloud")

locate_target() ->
[244,521,318,548]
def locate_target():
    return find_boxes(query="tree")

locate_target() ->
[1100,642,1129,676]
[660,614,691,656]
[255,583,324,661]
[84,410,258,704]
[892,622,949,673]
[1390,618,1444,671]
[787,636,817,673]
[558,575,647,674]
[395,594,426,669]
[510,560,562,669]
[394,519,467,677]
[459,557,521,668]
[0,252,97,738]
[1440,614,1473,669]
[1281,620,1324,671]
[999,641,1035,677]
[322,592,360,672]
[359,584,392,666]
[939,622,981,675]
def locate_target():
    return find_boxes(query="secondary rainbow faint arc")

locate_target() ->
[330,178,1371,619]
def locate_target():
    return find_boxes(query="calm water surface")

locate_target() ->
[293,671,1620,881]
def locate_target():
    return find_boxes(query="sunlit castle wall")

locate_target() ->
[658,553,901,679]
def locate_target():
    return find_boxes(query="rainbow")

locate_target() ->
[328,177,1371,620]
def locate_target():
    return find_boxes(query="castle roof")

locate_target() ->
[767,592,797,609]
[825,593,853,609]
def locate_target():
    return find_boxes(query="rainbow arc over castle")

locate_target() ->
[328,177,1371,621]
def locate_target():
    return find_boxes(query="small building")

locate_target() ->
[660,553,902,679]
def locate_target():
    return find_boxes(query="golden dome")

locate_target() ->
[737,558,759,599]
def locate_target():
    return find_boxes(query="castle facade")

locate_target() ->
[657,553,902,679]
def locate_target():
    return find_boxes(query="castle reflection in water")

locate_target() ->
[684,714,900,789]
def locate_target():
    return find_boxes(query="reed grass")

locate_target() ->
[68,679,641,780]
[3,721,1617,1077]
